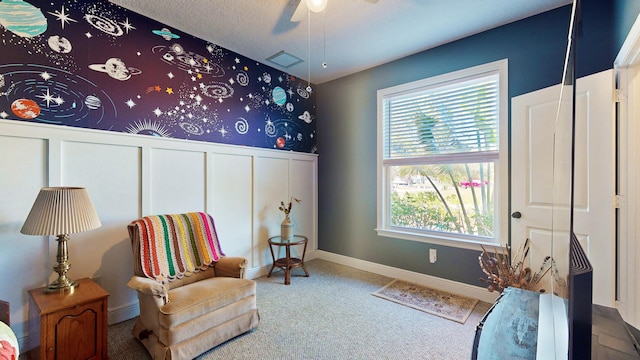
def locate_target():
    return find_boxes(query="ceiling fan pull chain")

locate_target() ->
[307,7,313,92]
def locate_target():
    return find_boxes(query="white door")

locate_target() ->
[511,69,615,306]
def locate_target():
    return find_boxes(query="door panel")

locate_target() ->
[511,69,614,306]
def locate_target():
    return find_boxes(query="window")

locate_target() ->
[376,60,507,247]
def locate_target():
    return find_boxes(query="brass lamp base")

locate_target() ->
[44,234,79,294]
[45,278,79,293]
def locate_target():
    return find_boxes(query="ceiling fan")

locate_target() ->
[290,0,379,22]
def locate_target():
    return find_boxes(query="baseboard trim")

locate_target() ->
[315,250,499,304]
[108,301,140,325]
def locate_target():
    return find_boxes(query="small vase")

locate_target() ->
[281,215,293,240]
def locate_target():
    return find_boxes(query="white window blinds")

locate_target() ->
[383,73,499,159]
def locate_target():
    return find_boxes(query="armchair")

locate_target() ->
[127,212,259,360]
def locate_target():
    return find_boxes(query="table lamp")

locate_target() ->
[21,187,101,292]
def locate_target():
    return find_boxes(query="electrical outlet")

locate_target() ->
[429,248,437,263]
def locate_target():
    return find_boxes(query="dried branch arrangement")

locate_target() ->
[478,238,553,293]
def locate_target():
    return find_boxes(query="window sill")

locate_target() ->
[375,228,504,251]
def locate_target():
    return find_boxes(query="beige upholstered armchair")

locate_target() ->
[127,212,260,360]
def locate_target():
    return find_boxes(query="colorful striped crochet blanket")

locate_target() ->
[132,212,225,282]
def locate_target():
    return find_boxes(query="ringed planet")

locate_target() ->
[89,58,141,81]
[152,28,180,40]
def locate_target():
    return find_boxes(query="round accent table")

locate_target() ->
[267,235,310,285]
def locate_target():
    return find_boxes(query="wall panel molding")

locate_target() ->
[0,119,317,344]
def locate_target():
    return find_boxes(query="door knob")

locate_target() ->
[511,211,522,219]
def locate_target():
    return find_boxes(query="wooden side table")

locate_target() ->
[27,278,109,360]
[268,235,310,285]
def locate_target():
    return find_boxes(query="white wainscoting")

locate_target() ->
[0,120,318,348]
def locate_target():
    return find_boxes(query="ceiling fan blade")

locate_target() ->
[290,0,308,22]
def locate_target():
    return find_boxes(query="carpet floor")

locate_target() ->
[108,259,491,360]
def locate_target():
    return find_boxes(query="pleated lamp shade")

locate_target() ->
[21,187,101,236]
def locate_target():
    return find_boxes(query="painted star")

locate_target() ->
[197,73,203,79]
[153,108,163,117]
[218,127,228,137]
[54,96,64,105]
[0,111,8,119]
[125,99,136,108]
[167,72,174,79]
[40,72,52,81]
[166,88,173,94]
[36,88,55,107]
[48,6,77,29]
[85,32,93,38]
[235,58,240,64]
[203,58,208,63]
[154,86,161,92]
[120,18,136,33]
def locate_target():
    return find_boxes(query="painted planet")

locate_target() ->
[89,58,140,81]
[11,98,40,119]
[84,95,102,110]
[276,137,285,148]
[272,86,287,106]
[0,0,48,38]
[152,28,180,40]
[47,35,72,53]
[299,110,312,123]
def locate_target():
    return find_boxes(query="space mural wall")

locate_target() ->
[0,0,317,153]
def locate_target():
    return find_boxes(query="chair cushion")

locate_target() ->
[158,276,256,329]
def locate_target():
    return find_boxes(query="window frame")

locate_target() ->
[376,59,508,249]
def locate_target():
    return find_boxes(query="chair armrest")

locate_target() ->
[127,276,169,299]
[215,256,248,278]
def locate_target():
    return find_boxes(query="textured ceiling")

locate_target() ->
[109,0,572,84]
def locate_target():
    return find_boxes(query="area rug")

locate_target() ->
[372,279,479,324]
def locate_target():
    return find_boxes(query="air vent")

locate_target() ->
[267,51,303,68]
